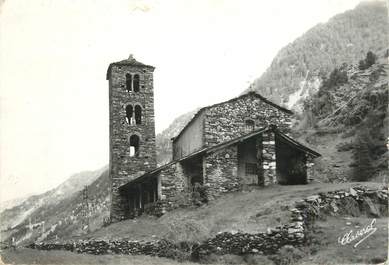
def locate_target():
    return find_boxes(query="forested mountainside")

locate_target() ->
[248,1,388,110]
[295,52,388,183]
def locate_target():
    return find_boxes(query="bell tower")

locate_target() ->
[107,55,157,222]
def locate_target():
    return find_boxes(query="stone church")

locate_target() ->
[107,55,321,222]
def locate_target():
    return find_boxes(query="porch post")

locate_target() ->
[262,130,277,185]
[306,155,315,183]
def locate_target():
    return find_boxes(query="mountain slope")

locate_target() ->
[248,1,388,110]
[294,57,388,183]
[0,166,109,245]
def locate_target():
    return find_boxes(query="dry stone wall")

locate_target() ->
[193,185,388,259]
[27,186,388,261]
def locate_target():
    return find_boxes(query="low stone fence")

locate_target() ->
[28,239,181,257]
[192,185,388,259]
[27,185,388,260]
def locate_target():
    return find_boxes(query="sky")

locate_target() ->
[0,0,367,202]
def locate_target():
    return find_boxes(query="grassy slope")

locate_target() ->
[81,182,383,243]
[299,217,388,265]
[295,129,355,183]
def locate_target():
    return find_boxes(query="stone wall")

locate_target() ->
[143,201,168,217]
[262,131,276,185]
[204,146,240,199]
[28,239,182,257]
[26,186,388,261]
[192,185,388,259]
[132,162,191,214]
[108,60,157,222]
[204,93,292,147]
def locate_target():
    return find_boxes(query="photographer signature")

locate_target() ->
[338,219,377,248]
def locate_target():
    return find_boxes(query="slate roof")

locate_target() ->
[106,55,155,80]
[119,126,320,191]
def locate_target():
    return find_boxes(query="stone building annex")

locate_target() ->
[107,55,321,222]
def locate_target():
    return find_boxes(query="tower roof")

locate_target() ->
[106,54,155,80]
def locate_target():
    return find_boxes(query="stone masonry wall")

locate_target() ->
[262,131,277,185]
[108,62,157,222]
[158,162,189,211]
[204,93,292,147]
[204,145,240,199]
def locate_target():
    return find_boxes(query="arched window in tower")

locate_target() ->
[245,119,255,132]
[129,135,140,157]
[135,105,142,125]
[125,105,134,125]
[133,74,140,92]
[125,73,132,92]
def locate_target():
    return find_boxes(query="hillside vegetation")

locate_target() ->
[248,1,388,109]
[294,52,388,183]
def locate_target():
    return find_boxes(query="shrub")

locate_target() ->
[358,51,377,70]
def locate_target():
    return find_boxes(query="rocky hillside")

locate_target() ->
[0,166,109,246]
[247,1,388,111]
[294,53,388,183]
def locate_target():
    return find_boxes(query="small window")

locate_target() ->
[133,74,140,92]
[245,119,255,132]
[125,74,132,92]
[125,105,135,125]
[129,135,140,157]
[245,163,257,175]
[135,105,142,124]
